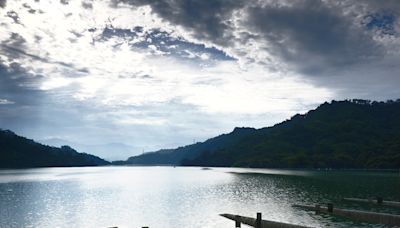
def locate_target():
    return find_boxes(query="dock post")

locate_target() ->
[221,213,313,228]
[377,197,383,204]
[256,212,261,228]
[315,204,321,215]
[235,215,241,227]
[327,203,333,213]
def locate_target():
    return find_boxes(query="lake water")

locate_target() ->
[0,167,399,228]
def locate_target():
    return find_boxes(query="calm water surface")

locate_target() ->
[0,167,399,228]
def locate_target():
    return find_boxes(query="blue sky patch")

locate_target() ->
[364,12,396,35]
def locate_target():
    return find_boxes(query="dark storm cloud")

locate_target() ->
[111,0,398,74]
[0,58,46,132]
[1,33,27,60]
[358,0,400,12]
[245,0,383,75]
[100,25,234,62]
[111,0,245,46]
[0,58,90,137]
[0,0,6,8]
[0,44,90,74]
[0,60,44,105]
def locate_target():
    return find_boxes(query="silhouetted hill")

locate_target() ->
[116,127,256,165]
[118,99,400,169]
[0,130,110,168]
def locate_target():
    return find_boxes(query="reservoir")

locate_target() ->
[0,167,399,227]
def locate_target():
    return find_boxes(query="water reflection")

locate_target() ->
[0,167,399,227]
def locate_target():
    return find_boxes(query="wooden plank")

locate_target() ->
[343,197,400,208]
[293,204,400,227]
[220,213,312,228]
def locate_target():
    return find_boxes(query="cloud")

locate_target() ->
[1,0,400,159]
[1,33,27,60]
[244,0,382,75]
[0,59,48,134]
[0,60,44,102]
[99,26,234,62]
[0,99,14,105]
[81,0,93,9]
[1,43,90,73]
[0,0,6,8]
[365,12,396,36]
[112,0,400,98]
[111,0,245,45]
[6,10,22,24]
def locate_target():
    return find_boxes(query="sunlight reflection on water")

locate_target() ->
[0,167,399,227]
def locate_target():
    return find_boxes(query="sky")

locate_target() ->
[1,0,400,160]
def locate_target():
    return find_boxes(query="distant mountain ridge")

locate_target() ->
[113,127,256,165]
[0,129,109,168]
[117,99,400,169]
[39,138,139,161]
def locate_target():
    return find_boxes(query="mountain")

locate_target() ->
[113,127,256,165]
[118,99,400,169]
[0,130,110,168]
[39,138,139,161]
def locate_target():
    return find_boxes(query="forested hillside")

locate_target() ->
[0,130,109,168]
[119,100,400,169]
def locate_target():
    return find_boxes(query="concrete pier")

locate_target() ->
[343,197,400,208]
[220,213,312,228]
[293,204,400,226]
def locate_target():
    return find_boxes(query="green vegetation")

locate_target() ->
[122,99,400,169]
[0,130,109,168]
[115,127,255,165]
